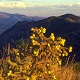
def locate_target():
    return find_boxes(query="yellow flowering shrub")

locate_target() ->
[7,70,12,76]
[0,26,72,80]
[60,39,66,46]
[50,33,55,41]
[69,46,72,52]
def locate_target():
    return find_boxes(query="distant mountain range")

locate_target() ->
[0,12,45,33]
[0,13,80,61]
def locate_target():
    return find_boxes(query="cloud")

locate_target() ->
[0,1,53,9]
[53,2,80,11]
[0,2,29,8]
[0,1,80,17]
[0,1,80,11]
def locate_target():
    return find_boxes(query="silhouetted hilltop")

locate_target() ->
[0,14,80,41]
[0,14,80,61]
[0,12,45,33]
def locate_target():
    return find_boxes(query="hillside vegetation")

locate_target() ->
[0,14,80,62]
[0,27,80,80]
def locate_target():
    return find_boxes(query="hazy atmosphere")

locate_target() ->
[0,0,80,16]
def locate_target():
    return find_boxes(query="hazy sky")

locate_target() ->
[0,0,80,17]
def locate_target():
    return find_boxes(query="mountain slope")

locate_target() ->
[60,14,80,22]
[0,14,80,45]
[0,14,80,61]
[0,12,45,33]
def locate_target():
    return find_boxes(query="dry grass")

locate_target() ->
[53,63,80,80]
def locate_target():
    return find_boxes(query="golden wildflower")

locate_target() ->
[39,29,41,32]
[65,52,68,56]
[31,75,37,80]
[7,70,12,76]
[56,45,60,50]
[48,71,51,74]
[26,77,30,80]
[50,33,55,41]
[30,46,32,48]
[32,40,39,45]
[60,39,66,46]
[32,39,35,43]
[39,33,44,36]
[69,46,72,52]
[47,63,50,67]
[58,53,61,56]
[56,57,59,61]
[33,50,39,56]
[48,70,54,74]
[7,73,11,76]
[46,50,49,52]
[64,51,68,56]
[58,60,62,65]
[51,33,54,36]
[30,34,35,39]
[39,74,41,77]
[31,28,34,31]
[30,36,34,39]
[38,29,41,34]
[16,53,19,55]
[32,34,35,37]
[44,71,47,74]
[53,75,56,80]
[42,28,46,33]
[62,53,65,57]
[48,43,50,47]
[57,37,61,40]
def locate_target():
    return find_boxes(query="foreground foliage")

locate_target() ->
[0,26,74,80]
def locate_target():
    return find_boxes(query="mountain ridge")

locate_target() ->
[0,13,80,42]
[0,12,45,33]
[0,13,80,61]
[59,14,80,22]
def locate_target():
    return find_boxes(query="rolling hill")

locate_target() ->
[0,13,80,61]
[0,12,45,33]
